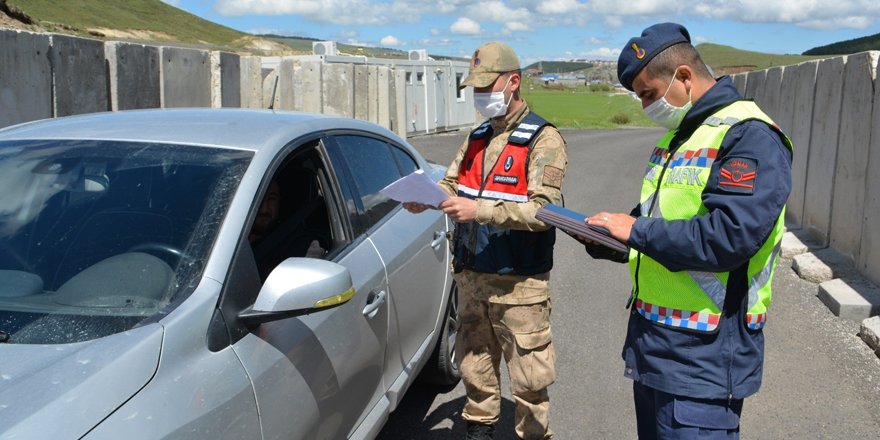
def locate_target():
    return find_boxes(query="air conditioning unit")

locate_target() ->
[408,49,428,61]
[312,41,337,56]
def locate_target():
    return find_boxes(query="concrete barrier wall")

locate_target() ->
[107,41,160,111]
[861,57,880,284]
[0,29,471,137]
[786,61,819,229]
[830,52,878,262]
[0,29,52,127]
[51,34,107,116]
[162,47,211,108]
[733,50,880,284]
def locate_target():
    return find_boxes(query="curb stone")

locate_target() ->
[860,316,880,356]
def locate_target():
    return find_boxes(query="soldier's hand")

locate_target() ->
[403,202,433,214]
[587,211,635,243]
[440,197,478,223]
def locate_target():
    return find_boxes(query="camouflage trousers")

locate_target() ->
[454,270,556,440]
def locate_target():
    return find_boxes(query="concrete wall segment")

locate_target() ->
[786,60,819,229]
[161,47,211,108]
[354,65,370,121]
[830,51,878,264]
[293,60,322,113]
[50,34,108,117]
[803,56,846,246]
[744,69,766,102]
[239,56,262,109]
[732,73,747,96]
[105,41,161,111]
[0,29,52,128]
[761,67,784,123]
[859,53,880,285]
[321,63,353,117]
[377,66,391,129]
[219,52,241,108]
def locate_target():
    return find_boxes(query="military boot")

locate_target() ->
[465,422,495,440]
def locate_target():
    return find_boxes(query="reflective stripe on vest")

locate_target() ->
[630,100,793,332]
[457,118,537,203]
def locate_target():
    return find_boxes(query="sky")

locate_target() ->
[161,0,880,66]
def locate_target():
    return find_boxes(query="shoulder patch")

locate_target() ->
[718,156,757,194]
[471,121,492,139]
[542,165,564,189]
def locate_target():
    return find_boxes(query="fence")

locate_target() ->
[732,51,880,286]
[0,28,474,138]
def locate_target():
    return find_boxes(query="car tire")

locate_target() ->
[417,282,460,388]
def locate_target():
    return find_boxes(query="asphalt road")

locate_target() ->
[376,128,880,440]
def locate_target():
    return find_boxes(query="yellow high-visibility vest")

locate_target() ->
[629,100,793,332]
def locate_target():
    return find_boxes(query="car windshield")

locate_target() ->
[0,140,252,344]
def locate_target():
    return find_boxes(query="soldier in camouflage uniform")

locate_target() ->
[404,41,567,440]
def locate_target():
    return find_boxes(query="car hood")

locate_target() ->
[0,324,163,438]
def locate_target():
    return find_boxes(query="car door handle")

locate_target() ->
[362,289,386,318]
[431,230,447,250]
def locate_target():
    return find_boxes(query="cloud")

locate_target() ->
[380,35,403,46]
[595,0,880,30]
[161,0,180,6]
[450,17,482,35]
[215,0,397,25]
[419,38,458,47]
[537,0,583,14]
[504,21,531,34]
[581,47,621,59]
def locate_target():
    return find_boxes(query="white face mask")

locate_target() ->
[473,75,513,118]
[643,68,692,130]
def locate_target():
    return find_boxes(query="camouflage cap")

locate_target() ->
[460,42,521,89]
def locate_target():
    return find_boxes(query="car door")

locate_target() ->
[227,141,390,440]
[325,134,449,390]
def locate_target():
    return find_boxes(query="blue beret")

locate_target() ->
[617,22,691,91]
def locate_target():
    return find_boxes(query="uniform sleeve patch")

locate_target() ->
[718,156,757,194]
[542,165,564,189]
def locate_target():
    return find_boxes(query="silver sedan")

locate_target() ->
[0,109,459,439]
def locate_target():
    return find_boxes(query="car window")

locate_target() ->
[248,145,345,281]
[0,140,251,344]
[392,146,418,176]
[332,135,402,231]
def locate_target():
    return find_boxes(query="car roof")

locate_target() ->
[0,108,405,153]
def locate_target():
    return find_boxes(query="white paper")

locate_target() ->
[380,169,450,207]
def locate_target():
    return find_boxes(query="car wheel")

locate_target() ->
[417,281,460,387]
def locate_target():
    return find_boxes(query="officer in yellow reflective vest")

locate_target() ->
[582,23,792,439]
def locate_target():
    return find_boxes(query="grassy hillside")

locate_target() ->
[6,0,246,46]
[523,61,594,74]
[696,43,825,74]
[804,32,880,55]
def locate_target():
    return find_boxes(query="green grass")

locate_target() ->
[7,0,246,46]
[521,85,654,129]
[696,43,825,73]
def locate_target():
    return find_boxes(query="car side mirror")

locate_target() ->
[238,258,355,326]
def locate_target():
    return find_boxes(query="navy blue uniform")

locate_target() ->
[589,76,792,436]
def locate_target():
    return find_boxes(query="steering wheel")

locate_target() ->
[127,242,185,266]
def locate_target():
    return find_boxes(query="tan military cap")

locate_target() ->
[460,41,521,89]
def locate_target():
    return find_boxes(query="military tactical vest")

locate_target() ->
[453,112,555,275]
[629,100,793,332]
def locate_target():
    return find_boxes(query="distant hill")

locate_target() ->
[803,32,880,55]
[523,61,594,74]
[3,0,262,49]
[695,43,825,74]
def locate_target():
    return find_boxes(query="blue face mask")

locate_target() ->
[643,68,692,130]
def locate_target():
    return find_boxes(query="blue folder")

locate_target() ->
[536,204,629,254]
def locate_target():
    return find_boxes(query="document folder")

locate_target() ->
[536,204,629,254]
